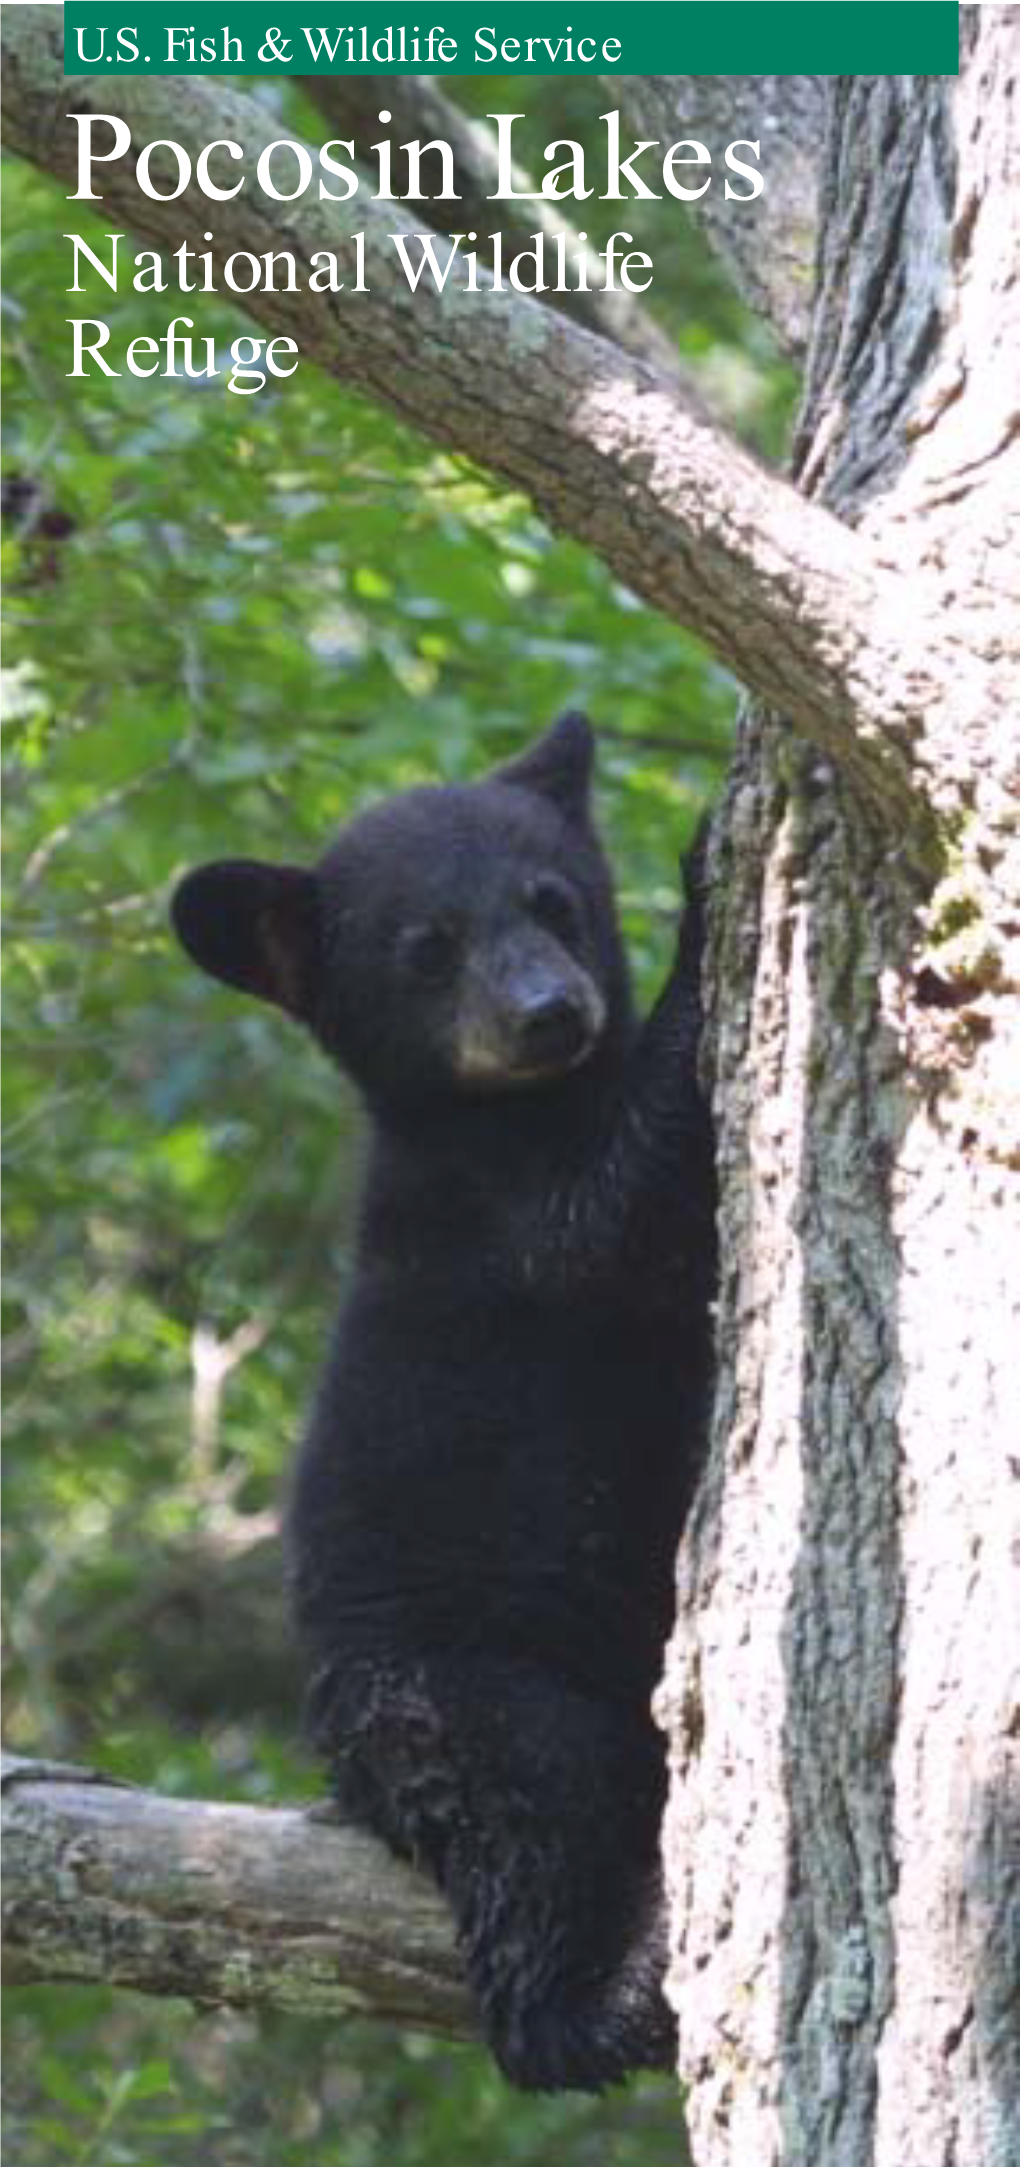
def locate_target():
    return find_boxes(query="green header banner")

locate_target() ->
[64,4,960,78]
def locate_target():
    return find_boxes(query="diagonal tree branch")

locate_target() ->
[613,75,826,359]
[298,73,698,390]
[2,1755,471,2034]
[2,14,960,832]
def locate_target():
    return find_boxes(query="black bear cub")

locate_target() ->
[172,713,716,2092]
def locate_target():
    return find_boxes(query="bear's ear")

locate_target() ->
[171,859,320,1022]
[497,710,594,819]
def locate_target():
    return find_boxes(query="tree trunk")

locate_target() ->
[2,20,1017,2163]
[660,24,1020,2166]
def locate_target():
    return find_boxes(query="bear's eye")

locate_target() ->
[525,874,582,945]
[398,920,458,983]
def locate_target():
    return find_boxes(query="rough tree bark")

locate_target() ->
[2,18,1017,2167]
[661,28,1019,2167]
[614,73,825,359]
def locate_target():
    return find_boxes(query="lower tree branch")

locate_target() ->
[1,1755,470,2036]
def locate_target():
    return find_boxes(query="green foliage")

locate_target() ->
[2,78,788,2162]
[4,1991,685,2166]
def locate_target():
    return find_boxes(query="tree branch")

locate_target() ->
[298,74,696,389]
[613,75,826,359]
[2,14,957,831]
[2,1755,471,2034]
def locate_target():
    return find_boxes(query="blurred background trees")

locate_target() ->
[2,74,793,2165]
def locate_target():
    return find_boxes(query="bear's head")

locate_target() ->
[171,712,632,1108]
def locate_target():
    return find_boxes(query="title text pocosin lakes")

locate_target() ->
[64,109,764,394]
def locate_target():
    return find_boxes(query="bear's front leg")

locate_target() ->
[560,831,717,1291]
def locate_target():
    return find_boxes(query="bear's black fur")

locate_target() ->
[171,713,716,2091]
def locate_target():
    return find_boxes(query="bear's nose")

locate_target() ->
[516,987,590,1064]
